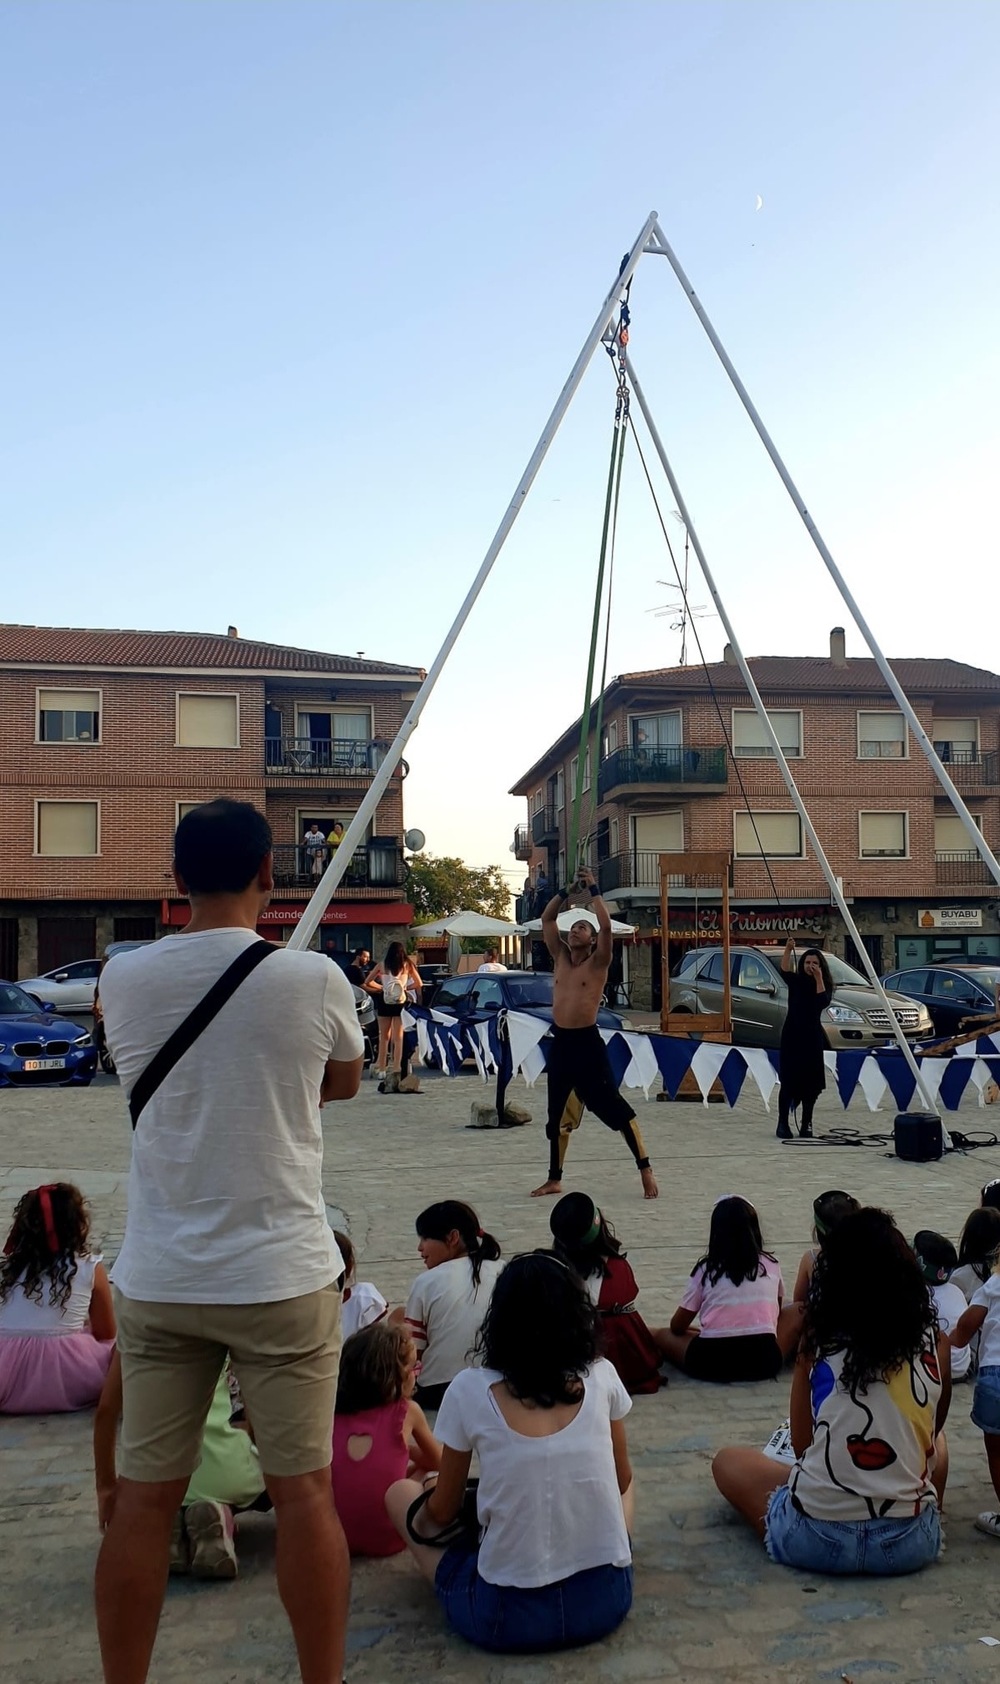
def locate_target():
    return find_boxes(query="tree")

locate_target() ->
[404,853,512,925]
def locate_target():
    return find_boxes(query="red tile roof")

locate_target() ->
[620,657,1000,693]
[0,624,423,678]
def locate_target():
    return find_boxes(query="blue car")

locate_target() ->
[0,979,98,1087]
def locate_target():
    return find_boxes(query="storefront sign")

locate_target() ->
[663,904,828,938]
[162,900,413,929]
[918,907,983,930]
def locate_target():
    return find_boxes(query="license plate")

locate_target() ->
[22,1058,66,1071]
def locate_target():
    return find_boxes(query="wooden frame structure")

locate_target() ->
[659,851,733,1042]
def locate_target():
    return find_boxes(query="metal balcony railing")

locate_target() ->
[597,744,728,800]
[512,825,532,860]
[937,750,1000,787]
[271,842,404,890]
[934,849,996,886]
[265,736,389,776]
[531,805,560,845]
[598,851,685,894]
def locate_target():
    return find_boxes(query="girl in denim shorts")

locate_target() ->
[714,1208,950,1576]
[951,1255,1000,1538]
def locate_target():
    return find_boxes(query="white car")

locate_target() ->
[18,959,102,1012]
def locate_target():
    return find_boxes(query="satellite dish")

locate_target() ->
[404,828,426,852]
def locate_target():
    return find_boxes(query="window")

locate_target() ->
[631,711,681,749]
[733,812,803,858]
[858,811,908,857]
[176,802,203,824]
[732,709,801,759]
[736,954,775,990]
[582,748,591,792]
[37,688,100,743]
[858,711,906,759]
[933,719,979,762]
[435,978,474,1009]
[610,817,620,855]
[555,767,565,810]
[570,755,578,792]
[36,800,99,856]
[602,722,618,757]
[176,693,239,748]
[934,812,982,857]
[532,789,544,814]
[701,952,726,984]
[469,980,504,1010]
[633,812,684,852]
[932,970,989,1009]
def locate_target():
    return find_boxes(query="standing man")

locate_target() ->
[96,800,363,1684]
[477,948,507,974]
[346,946,371,987]
[530,866,658,1201]
[303,822,328,879]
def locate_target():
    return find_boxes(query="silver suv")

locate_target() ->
[669,945,933,1050]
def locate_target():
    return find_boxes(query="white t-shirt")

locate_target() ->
[932,1281,971,1379]
[435,1360,632,1587]
[341,1281,388,1341]
[404,1255,504,1388]
[0,1254,102,1334]
[971,1274,1000,1367]
[476,962,507,973]
[102,928,363,1305]
[952,1262,990,1303]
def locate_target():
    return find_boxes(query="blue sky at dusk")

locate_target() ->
[4,2,998,883]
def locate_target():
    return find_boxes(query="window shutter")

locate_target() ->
[177,695,239,747]
[735,812,801,856]
[934,814,980,852]
[38,688,99,713]
[860,813,906,854]
[38,802,98,855]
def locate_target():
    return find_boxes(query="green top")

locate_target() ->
[183,1372,265,1510]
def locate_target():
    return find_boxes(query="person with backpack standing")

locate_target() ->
[95,800,364,1684]
[365,942,422,1082]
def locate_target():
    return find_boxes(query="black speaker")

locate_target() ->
[894,1112,943,1163]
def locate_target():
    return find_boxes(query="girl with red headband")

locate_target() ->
[0,1182,116,1412]
[550,1193,665,1395]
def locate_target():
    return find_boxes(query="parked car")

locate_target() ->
[431,971,627,1032]
[0,981,98,1086]
[416,963,451,1010]
[669,945,933,1050]
[881,963,1000,1038]
[18,958,102,1012]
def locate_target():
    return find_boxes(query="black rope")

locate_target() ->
[623,406,784,908]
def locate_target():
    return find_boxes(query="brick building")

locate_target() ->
[510,629,1000,1010]
[0,624,423,979]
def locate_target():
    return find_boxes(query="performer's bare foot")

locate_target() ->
[531,1179,563,1198]
[641,1167,659,1200]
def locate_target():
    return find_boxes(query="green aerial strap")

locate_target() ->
[567,287,631,877]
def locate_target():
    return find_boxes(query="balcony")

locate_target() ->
[512,825,532,861]
[935,849,996,887]
[531,805,560,846]
[598,744,728,802]
[271,841,404,893]
[939,751,1000,788]
[599,851,683,895]
[265,736,389,777]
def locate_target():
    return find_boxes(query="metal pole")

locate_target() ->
[625,352,940,1117]
[648,220,1000,888]
[287,211,660,951]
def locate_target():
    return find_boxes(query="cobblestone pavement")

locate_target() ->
[4,1068,1000,1683]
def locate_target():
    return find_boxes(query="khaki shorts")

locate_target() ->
[113,1283,342,1483]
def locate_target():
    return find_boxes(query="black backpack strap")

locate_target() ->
[128,940,276,1129]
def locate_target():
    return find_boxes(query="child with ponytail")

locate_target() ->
[404,1200,503,1409]
[550,1192,664,1394]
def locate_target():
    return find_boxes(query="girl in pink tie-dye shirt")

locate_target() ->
[655,1196,803,1383]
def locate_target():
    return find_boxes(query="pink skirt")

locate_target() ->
[0,1331,115,1413]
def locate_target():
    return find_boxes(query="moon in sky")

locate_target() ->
[755,194,764,211]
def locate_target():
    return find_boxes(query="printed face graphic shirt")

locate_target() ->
[788,1341,941,1521]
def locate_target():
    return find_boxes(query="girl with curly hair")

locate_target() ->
[0,1182,116,1412]
[332,1322,441,1556]
[713,1207,950,1575]
[387,1252,634,1653]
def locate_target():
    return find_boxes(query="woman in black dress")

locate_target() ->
[776,939,833,1139]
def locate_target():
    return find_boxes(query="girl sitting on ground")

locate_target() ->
[952,1206,1000,1302]
[386,1251,635,1654]
[792,1189,860,1302]
[333,1322,441,1556]
[95,1352,267,1579]
[913,1230,971,1381]
[951,1250,1000,1539]
[713,1207,951,1576]
[550,1192,664,1394]
[404,1200,503,1410]
[334,1229,393,1340]
[0,1183,116,1413]
[656,1195,801,1383]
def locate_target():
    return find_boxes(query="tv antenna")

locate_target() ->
[647,511,714,664]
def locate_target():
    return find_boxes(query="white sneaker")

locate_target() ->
[975,1511,1000,1538]
[185,1499,238,1579]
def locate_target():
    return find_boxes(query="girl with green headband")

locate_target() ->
[550,1193,664,1395]
[792,1190,860,1304]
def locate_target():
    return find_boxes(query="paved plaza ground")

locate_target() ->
[4,1064,1000,1683]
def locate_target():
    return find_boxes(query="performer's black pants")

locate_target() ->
[546,1025,650,1181]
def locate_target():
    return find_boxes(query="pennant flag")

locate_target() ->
[601,1031,633,1089]
[833,1051,866,1108]
[742,1049,780,1110]
[878,1053,918,1111]
[690,1042,729,1102]
[857,1057,888,1112]
[718,1048,749,1107]
[938,1059,975,1110]
[652,1036,697,1098]
[618,1033,660,1094]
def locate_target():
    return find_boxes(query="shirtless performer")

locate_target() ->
[531,866,658,1200]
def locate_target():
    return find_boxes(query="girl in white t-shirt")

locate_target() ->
[333,1230,391,1341]
[405,1201,503,1409]
[0,1182,116,1413]
[951,1257,1000,1538]
[387,1250,634,1654]
[656,1196,802,1383]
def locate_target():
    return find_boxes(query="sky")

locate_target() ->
[4,1,999,890]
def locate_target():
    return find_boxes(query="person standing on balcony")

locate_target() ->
[326,820,345,856]
[775,938,833,1140]
[531,867,658,1202]
[303,823,327,880]
[533,865,550,915]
